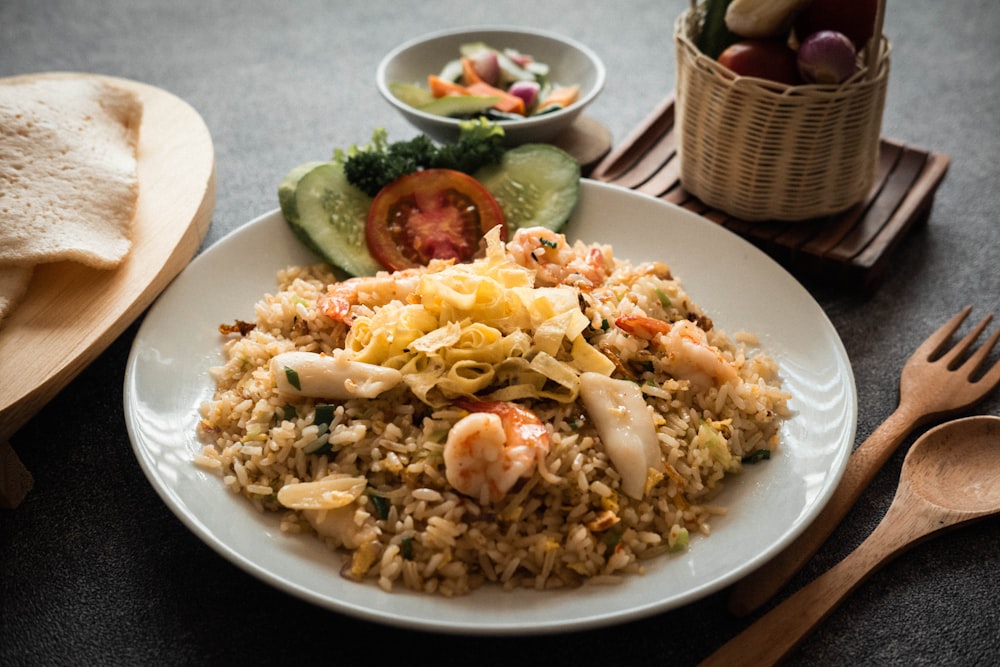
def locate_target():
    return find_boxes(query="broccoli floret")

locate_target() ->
[340,122,506,197]
[341,152,395,197]
[430,119,506,173]
[344,145,426,197]
[388,134,437,165]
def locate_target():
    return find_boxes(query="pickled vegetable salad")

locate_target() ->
[389,42,581,120]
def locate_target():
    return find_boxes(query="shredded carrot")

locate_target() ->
[427,75,469,98]
[466,81,525,115]
[537,85,580,111]
[460,57,483,86]
[428,71,527,115]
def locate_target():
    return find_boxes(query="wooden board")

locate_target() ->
[0,73,216,498]
[590,95,950,293]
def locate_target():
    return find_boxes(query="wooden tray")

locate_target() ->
[589,95,951,293]
[0,73,216,506]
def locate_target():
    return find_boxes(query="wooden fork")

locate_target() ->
[727,305,1000,617]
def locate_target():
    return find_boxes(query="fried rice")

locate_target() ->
[195,226,790,596]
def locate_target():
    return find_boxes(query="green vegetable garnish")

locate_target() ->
[698,421,738,472]
[314,404,335,427]
[744,449,772,464]
[401,536,414,560]
[655,288,672,309]
[427,428,451,444]
[669,527,690,552]
[368,493,390,520]
[275,404,297,422]
[341,120,506,197]
[283,366,301,391]
[602,524,624,549]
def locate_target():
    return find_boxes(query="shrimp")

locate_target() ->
[443,399,551,504]
[616,316,738,389]
[506,227,610,289]
[317,267,426,325]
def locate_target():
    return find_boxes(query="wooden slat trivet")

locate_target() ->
[590,95,951,293]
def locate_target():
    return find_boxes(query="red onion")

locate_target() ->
[797,30,858,84]
[469,50,500,86]
[794,0,878,51]
[507,80,540,108]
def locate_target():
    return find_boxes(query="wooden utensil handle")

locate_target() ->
[727,405,917,616]
[703,496,920,666]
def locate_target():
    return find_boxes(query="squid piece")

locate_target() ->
[579,372,663,499]
[271,350,402,399]
[277,475,367,511]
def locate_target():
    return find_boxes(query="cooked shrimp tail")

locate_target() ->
[506,226,611,289]
[317,268,425,325]
[443,399,550,503]
[616,316,738,389]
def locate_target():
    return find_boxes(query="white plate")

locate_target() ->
[125,180,857,635]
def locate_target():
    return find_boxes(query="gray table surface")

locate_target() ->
[3,1,999,665]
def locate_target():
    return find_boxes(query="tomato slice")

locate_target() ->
[365,169,507,271]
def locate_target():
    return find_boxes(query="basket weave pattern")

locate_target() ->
[675,8,891,221]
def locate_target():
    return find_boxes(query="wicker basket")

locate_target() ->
[674,5,891,221]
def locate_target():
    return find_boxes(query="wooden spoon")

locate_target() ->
[699,415,1000,667]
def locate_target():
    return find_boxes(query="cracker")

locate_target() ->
[0,76,142,268]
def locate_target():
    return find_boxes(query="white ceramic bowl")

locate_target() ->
[377,26,606,145]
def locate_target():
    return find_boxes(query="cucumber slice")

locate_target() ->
[474,144,580,233]
[419,94,501,118]
[278,161,382,277]
[388,81,435,108]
